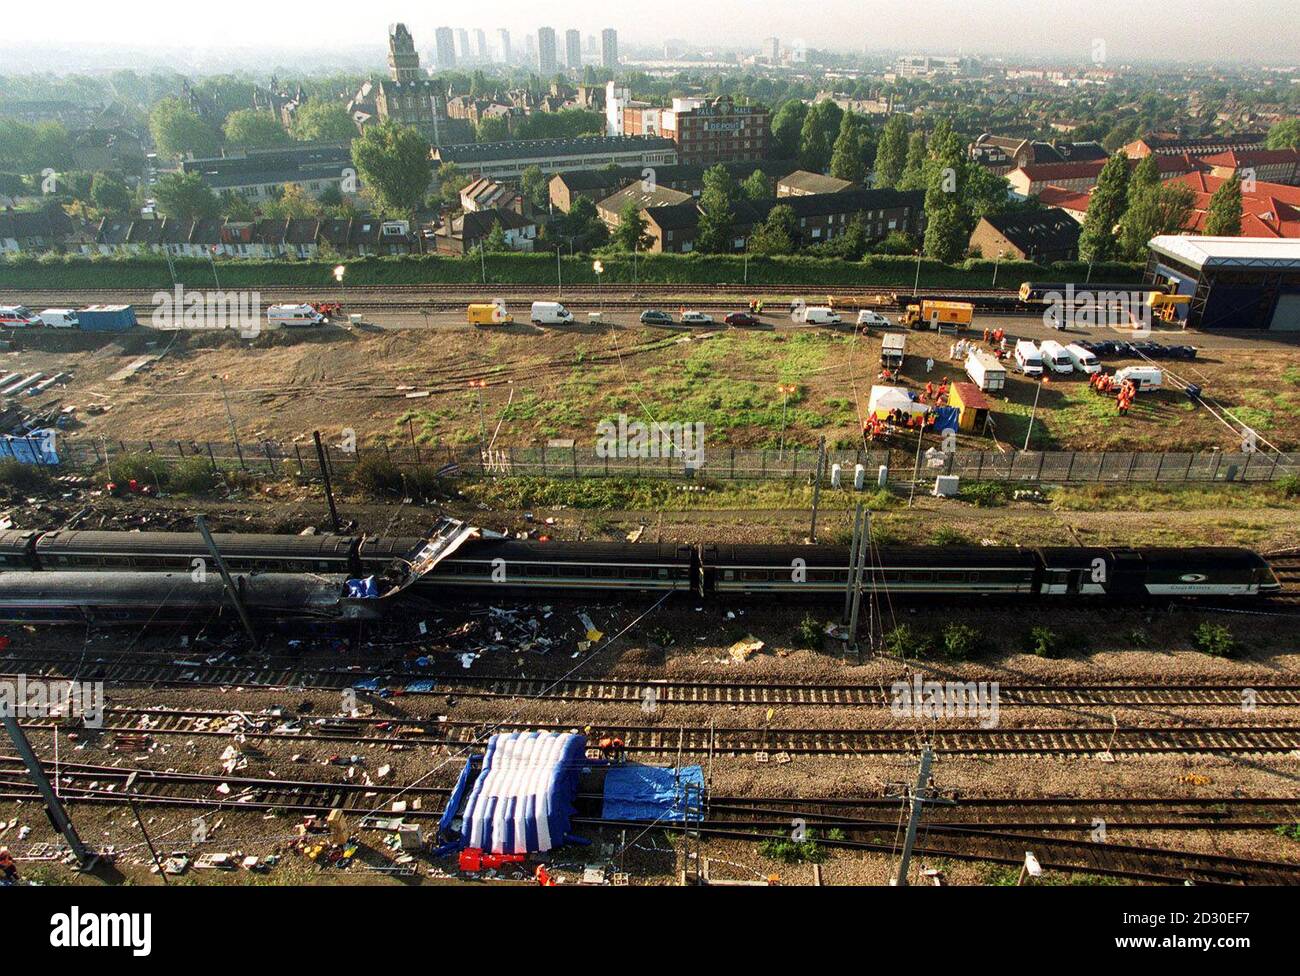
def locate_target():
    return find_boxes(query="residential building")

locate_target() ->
[459,177,524,214]
[764,37,780,63]
[967,210,1082,263]
[89,215,417,259]
[457,29,472,60]
[1122,132,1266,159]
[601,28,618,69]
[497,29,512,64]
[640,187,925,253]
[970,134,1107,175]
[1008,154,1204,197]
[1034,186,1092,222]
[778,171,860,196]
[549,170,631,212]
[1170,171,1300,238]
[596,183,692,229]
[435,27,456,69]
[538,28,558,74]
[435,208,538,254]
[548,159,800,212]
[1201,148,1300,187]
[0,206,81,255]
[476,29,488,61]
[431,135,678,181]
[566,30,582,70]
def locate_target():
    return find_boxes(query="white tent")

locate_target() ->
[868,385,928,418]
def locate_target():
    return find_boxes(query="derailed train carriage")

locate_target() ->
[0,529,1281,603]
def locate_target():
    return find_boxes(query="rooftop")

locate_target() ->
[1147,235,1300,270]
[434,135,675,165]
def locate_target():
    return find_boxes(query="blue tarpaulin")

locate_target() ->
[352,677,383,690]
[0,431,58,465]
[932,406,959,434]
[346,576,379,598]
[404,679,436,693]
[601,764,705,822]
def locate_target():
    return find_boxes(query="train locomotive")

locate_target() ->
[0,530,1281,607]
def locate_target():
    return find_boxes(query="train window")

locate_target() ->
[740,569,770,582]
[656,568,669,579]
[905,571,933,582]
[624,567,653,580]
[722,570,736,581]
[809,570,837,582]
[589,566,618,578]
[936,571,965,582]
[523,565,555,577]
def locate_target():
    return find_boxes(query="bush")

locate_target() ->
[1127,627,1151,648]
[963,482,1009,507]
[883,623,931,659]
[1277,475,1300,499]
[1027,626,1062,658]
[1192,621,1237,657]
[939,623,981,661]
[104,451,169,489]
[758,835,827,864]
[796,613,823,649]
[0,459,52,493]
[347,455,406,497]
[169,457,218,496]
[930,525,967,545]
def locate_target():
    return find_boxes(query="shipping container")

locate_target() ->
[76,304,137,332]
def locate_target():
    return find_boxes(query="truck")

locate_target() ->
[531,301,574,325]
[467,301,513,326]
[76,305,138,332]
[965,349,1006,392]
[899,300,974,333]
[880,333,906,370]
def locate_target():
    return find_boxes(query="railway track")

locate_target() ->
[4,655,1299,708]
[17,707,1300,756]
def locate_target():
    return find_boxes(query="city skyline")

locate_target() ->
[4,0,1298,64]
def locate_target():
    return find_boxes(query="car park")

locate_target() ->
[640,310,674,325]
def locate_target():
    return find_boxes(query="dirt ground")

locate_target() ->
[8,317,1300,454]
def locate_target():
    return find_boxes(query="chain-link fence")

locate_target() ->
[48,437,1300,487]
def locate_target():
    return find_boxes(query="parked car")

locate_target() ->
[856,309,890,329]
[1166,344,1198,361]
[724,311,760,327]
[679,310,713,325]
[640,309,674,325]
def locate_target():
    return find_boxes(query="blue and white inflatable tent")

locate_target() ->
[442,731,589,856]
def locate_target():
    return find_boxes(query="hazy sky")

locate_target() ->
[7,0,1299,63]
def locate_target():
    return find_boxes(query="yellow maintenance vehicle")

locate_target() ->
[899,299,974,332]
[467,301,514,326]
[1146,292,1191,324]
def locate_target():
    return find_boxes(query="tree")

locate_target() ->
[548,195,607,250]
[1120,182,1196,260]
[89,172,132,215]
[611,199,650,252]
[350,120,432,216]
[829,110,868,183]
[770,100,808,160]
[291,102,358,143]
[740,169,771,200]
[434,162,471,208]
[520,165,548,211]
[798,100,842,173]
[262,183,322,220]
[1265,119,1300,150]
[897,130,927,190]
[921,128,967,263]
[696,164,736,254]
[475,116,510,143]
[154,172,220,221]
[963,166,1012,221]
[1079,152,1129,263]
[483,221,510,252]
[747,203,796,255]
[223,109,289,148]
[873,115,908,188]
[149,97,221,159]
[1127,154,1160,208]
[1204,174,1243,236]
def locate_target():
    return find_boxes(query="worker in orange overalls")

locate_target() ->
[0,847,17,882]
[982,328,990,344]
[924,381,935,400]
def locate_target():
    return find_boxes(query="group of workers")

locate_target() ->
[1089,371,1139,414]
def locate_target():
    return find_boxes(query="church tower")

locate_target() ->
[388,23,422,82]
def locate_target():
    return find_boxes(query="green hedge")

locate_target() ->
[0,251,1144,291]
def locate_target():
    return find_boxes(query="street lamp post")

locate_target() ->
[912,251,922,297]
[1023,376,1047,451]
[593,259,604,315]
[556,247,563,297]
[991,250,1004,289]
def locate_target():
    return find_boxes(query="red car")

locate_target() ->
[724,311,761,327]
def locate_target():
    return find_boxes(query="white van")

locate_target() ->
[38,308,80,329]
[266,304,326,328]
[1065,343,1101,375]
[1114,365,1163,391]
[856,309,889,329]
[803,306,842,326]
[1039,339,1074,375]
[1013,339,1043,377]
[0,306,41,328]
[531,301,574,325]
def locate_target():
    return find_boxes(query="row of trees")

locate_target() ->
[1079,152,1228,263]
[149,97,357,160]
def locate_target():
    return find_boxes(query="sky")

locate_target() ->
[5,0,1299,64]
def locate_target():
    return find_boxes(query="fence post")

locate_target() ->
[1064,452,1075,481]
[206,442,217,472]
[1125,452,1137,482]
[1096,451,1105,481]
[1210,451,1221,482]
[541,444,547,476]
[572,444,578,479]
[730,447,735,480]
[233,439,246,471]
[1241,450,1253,481]
[1153,453,1165,481]
[294,442,305,477]
[1184,454,1194,481]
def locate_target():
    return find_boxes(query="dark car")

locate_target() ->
[724,312,761,327]
[1166,344,1198,360]
[639,309,674,325]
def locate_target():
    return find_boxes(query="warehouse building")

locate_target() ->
[1146,236,1300,331]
